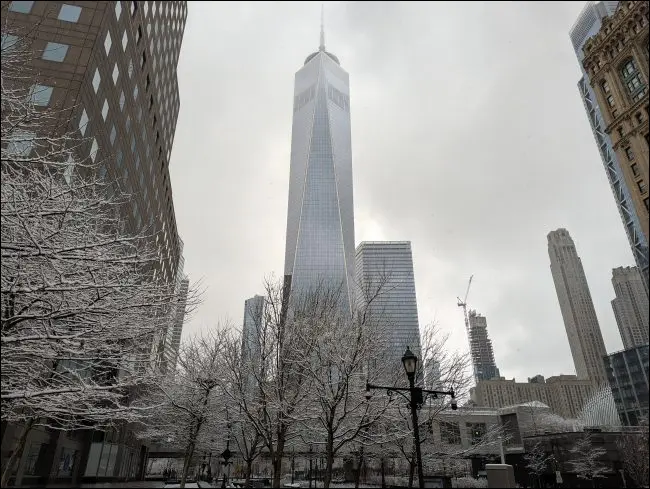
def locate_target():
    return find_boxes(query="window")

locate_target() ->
[128,60,134,78]
[636,112,644,124]
[90,138,99,162]
[617,127,624,138]
[116,149,123,167]
[131,135,136,153]
[606,94,615,107]
[644,197,649,210]
[30,84,54,106]
[112,64,119,84]
[146,74,150,91]
[620,58,647,102]
[110,125,116,145]
[1,34,19,51]
[625,147,635,160]
[149,95,154,110]
[104,31,112,55]
[8,1,34,13]
[631,163,640,177]
[133,85,139,100]
[42,42,69,62]
[130,1,138,16]
[143,1,149,16]
[6,130,35,156]
[78,109,89,135]
[122,31,128,51]
[58,4,82,23]
[119,91,125,111]
[115,1,122,19]
[141,51,147,68]
[126,115,131,133]
[137,26,143,44]
[92,68,101,93]
[639,181,648,194]
[101,99,109,120]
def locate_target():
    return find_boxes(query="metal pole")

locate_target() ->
[498,436,505,464]
[409,376,425,489]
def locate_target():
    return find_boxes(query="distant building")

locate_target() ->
[547,229,609,386]
[604,344,649,425]
[467,311,501,381]
[528,375,546,384]
[611,266,649,348]
[425,358,442,391]
[470,375,595,419]
[355,241,421,371]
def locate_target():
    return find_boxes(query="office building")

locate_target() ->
[355,242,421,371]
[241,295,265,365]
[604,344,649,425]
[611,266,649,348]
[425,358,442,391]
[0,1,188,485]
[467,310,501,381]
[470,375,595,419]
[282,21,355,314]
[548,229,609,386]
[570,1,649,293]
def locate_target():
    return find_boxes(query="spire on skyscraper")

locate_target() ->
[319,3,325,51]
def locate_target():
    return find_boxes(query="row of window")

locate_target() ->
[9,1,81,22]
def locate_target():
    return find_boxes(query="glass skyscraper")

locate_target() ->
[283,25,355,313]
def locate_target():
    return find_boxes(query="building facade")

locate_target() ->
[283,25,355,314]
[547,229,609,386]
[470,375,595,420]
[570,1,649,294]
[582,1,649,245]
[604,344,650,425]
[611,266,650,348]
[467,311,501,381]
[355,242,421,371]
[1,0,188,484]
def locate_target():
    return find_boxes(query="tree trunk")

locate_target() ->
[324,430,334,489]
[381,458,386,488]
[354,447,364,489]
[244,458,253,488]
[271,426,286,488]
[180,437,196,489]
[408,460,415,488]
[1,418,35,488]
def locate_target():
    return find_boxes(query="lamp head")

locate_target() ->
[401,346,418,378]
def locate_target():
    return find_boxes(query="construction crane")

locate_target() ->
[457,275,478,382]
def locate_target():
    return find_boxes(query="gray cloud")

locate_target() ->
[169,1,633,383]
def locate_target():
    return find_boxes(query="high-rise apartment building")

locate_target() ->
[611,266,650,348]
[241,295,265,365]
[548,229,609,386]
[604,344,649,425]
[467,310,501,381]
[0,1,188,484]
[570,1,649,293]
[283,23,355,313]
[355,242,421,371]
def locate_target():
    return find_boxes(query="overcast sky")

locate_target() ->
[168,1,634,383]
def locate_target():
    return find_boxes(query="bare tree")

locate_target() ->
[524,441,551,488]
[138,329,229,489]
[1,30,197,487]
[567,432,611,488]
[222,277,323,488]
[618,418,649,488]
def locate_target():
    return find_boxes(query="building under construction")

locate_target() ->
[468,310,501,381]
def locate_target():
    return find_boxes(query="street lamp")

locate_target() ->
[366,346,458,489]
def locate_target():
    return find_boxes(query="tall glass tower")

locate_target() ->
[283,20,355,313]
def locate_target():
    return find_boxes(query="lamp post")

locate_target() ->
[366,347,458,489]
[308,444,313,489]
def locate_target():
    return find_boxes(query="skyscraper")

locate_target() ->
[283,19,355,313]
[467,310,501,381]
[355,242,421,370]
[548,229,609,386]
[569,1,649,293]
[611,266,649,349]
[604,344,649,425]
